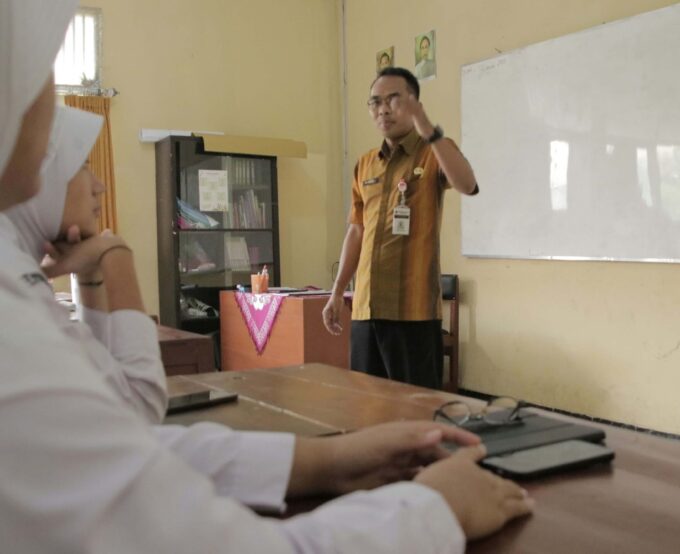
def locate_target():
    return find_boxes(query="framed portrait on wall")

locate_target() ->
[414,30,436,80]
[376,46,394,72]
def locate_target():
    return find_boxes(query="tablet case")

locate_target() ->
[446,410,606,457]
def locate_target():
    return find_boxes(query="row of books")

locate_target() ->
[221,190,268,229]
[230,158,267,186]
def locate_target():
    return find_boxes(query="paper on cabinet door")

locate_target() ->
[198,169,229,212]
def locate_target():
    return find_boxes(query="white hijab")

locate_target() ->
[6,105,103,262]
[0,0,78,177]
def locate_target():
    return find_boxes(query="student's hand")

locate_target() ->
[63,223,83,244]
[415,444,534,540]
[325,421,481,494]
[42,228,127,278]
[288,421,480,497]
[322,293,344,335]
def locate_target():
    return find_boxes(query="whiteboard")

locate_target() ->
[461,4,680,263]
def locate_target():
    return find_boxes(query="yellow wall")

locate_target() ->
[81,0,345,312]
[344,0,680,434]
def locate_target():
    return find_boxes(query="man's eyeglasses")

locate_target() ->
[433,396,527,428]
[367,92,401,112]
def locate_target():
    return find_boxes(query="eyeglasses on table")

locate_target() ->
[433,396,528,428]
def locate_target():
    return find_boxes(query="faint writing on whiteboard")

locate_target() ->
[462,56,507,76]
[198,169,229,212]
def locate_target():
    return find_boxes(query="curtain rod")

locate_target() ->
[58,86,119,97]
[83,86,119,97]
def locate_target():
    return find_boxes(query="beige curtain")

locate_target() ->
[64,95,118,233]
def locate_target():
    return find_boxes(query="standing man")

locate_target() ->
[323,67,478,389]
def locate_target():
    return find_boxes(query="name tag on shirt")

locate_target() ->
[21,272,49,287]
[362,177,379,186]
[392,205,411,235]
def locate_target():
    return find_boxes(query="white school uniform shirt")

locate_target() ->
[0,214,290,509]
[0,204,168,422]
[0,215,465,553]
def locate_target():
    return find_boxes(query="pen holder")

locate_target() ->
[251,273,269,294]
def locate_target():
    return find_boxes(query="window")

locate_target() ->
[54,7,102,95]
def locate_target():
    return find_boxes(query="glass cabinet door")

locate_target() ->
[178,230,274,287]
[175,140,277,288]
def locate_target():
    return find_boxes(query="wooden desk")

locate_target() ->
[157,324,214,376]
[167,364,680,553]
[219,291,350,371]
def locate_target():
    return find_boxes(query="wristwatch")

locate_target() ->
[426,125,444,144]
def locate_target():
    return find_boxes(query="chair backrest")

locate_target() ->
[441,274,458,300]
[440,274,459,392]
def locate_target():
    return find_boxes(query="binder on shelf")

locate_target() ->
[224,236,251,271]
[232,158,256,186]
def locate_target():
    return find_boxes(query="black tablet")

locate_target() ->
[166,390,238,415]
[480,439,614,480]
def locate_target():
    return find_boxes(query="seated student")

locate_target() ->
[6,105,168,424]
[0,2,534,552]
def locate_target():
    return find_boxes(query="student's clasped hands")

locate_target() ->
[290,421,533,540]
[41,225,126,277]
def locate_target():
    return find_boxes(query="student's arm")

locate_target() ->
[93,312,167,423]
[322,223,363,335]
[282,445,531,552]
[44,230,167,423]
[44,230,145,313]
[404,94,478,195]
[155,421,478,512]
[75,267,107,311]
[154,423,295,511]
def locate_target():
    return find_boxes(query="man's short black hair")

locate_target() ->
[372,67,420,99]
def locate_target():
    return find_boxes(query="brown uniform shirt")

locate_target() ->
[349,129,452,321]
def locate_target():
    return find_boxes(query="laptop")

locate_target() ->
[446,409,606,457]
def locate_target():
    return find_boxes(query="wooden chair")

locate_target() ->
[441,274,459,392]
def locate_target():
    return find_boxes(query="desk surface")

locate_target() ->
[166,364,680,554]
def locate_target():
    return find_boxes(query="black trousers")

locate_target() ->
[350,319,443,389]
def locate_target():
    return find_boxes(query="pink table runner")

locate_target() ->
[233,292,284,354]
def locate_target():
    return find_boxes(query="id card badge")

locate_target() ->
[392,205,411,235]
